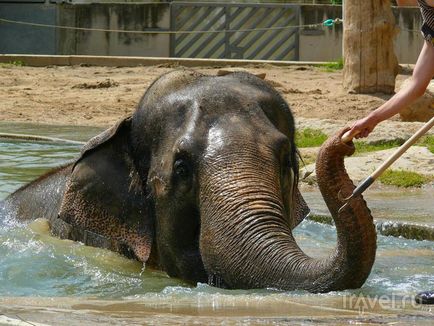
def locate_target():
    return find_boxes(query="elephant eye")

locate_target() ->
[174,159,189,178]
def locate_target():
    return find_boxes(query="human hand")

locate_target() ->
[348,116,379,139]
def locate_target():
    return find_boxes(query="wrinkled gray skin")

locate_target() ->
[5,70,376,292]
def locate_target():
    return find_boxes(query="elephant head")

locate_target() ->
[56,69,376,292]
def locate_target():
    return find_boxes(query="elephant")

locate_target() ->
[4,69,376,293]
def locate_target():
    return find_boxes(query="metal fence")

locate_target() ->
[170,3,300,60]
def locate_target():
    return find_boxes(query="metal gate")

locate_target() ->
[170,3,300,61]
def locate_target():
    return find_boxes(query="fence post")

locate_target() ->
[343,0,399,94]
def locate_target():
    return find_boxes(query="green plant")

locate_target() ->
[353,135,433,155]
[0,60,25,67]
[354,140,403,154]
[331,0,343,4]
[378,169,428,188]
[318,58,344,72]
[11,60,24,66]
[295,128,328,148]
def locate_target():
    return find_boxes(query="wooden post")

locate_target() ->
[343,0,399,94]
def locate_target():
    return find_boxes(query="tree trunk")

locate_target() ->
[343,0,399,94]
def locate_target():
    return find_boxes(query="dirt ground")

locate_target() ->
[0,64,409,127]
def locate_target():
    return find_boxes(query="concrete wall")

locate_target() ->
[393,6,424,64]
[57,3,170,57]
[0,2,170,57]
[299,5,343,62]
[0,2,56,54]
[0,2,425,63]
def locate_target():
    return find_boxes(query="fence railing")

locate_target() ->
[170,3,301,60]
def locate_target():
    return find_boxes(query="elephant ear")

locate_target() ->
[56,117,154,263]
[74,116,130,167]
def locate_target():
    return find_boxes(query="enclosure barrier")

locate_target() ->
[0,2,424,63]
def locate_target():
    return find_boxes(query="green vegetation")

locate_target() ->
[295,128,328,148]
[295,128,433,155]
[417,135,434,154]
[354,135,434,154]
[0,60,25,67]
[378,170,428,188]
[354,140,403,154]
[318,58,344,72]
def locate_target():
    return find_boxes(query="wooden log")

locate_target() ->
[343,0,399,94]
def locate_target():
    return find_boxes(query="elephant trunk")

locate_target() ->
[315,129,377,290]
[199,131,376,292]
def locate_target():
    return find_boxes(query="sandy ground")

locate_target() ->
[0,64,405,127]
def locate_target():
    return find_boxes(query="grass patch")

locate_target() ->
[354,135,434,154]
[0,60,25,67]
[378,170,428,188]
[295,128,328,148]
[295,128,433,154]
[354,140,403,154]
[318,58,344,72]
[417,135,434,154]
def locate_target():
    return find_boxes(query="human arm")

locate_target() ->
[348,40,434,139]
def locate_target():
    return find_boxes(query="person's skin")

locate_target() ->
[348,40,434,139]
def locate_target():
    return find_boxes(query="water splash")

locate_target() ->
[0,200,24,230]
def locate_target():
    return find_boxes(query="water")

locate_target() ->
[0,124,433,324]
[0,122,102,199]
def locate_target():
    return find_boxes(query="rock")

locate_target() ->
[399,79,434,122]
[72,79,119,89]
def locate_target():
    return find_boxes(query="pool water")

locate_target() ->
[0,124,432,324]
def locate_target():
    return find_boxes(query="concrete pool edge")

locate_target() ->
[0,54,329,68]
[0,296,432,325]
